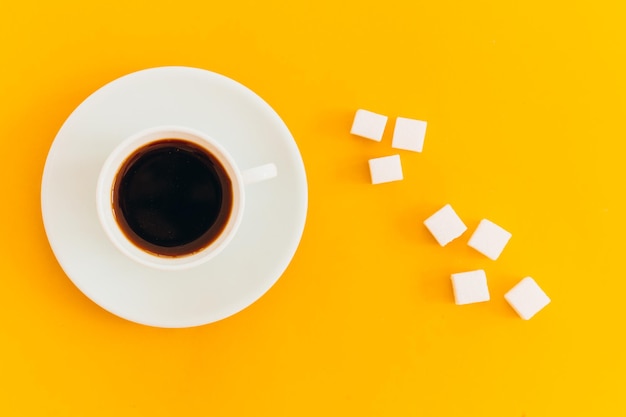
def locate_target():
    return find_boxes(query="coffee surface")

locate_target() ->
[113,139,233,257]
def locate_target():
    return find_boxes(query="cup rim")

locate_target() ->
[96,125,245,270]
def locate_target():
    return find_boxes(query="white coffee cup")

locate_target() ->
[96,125,277,270]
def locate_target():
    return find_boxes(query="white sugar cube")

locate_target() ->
[392,117,427,152]
[467,219,512,260]
[351,109,388,141]
[505,277,551,320]
[451,270,490,305]
[423,204,467,246]
[368,155,403,184]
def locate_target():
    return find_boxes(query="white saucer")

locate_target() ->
[41,67,308,328]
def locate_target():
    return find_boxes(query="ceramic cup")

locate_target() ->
[96,125,277,270]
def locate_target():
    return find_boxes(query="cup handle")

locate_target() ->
[241,163,278,185]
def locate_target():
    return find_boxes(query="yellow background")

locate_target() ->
[1,0,625,415]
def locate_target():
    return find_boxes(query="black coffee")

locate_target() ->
[112,139,233,257]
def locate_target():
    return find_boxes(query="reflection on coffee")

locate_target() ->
[112,139,233,257]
